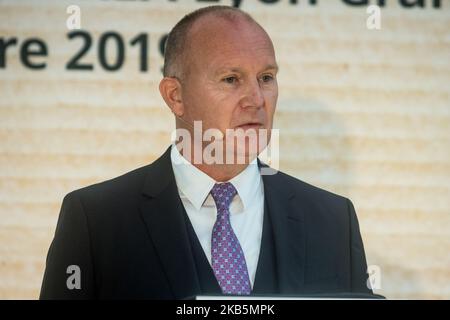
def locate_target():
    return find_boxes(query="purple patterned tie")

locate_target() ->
[210,182,251,295]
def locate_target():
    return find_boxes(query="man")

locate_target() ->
[40,5,372,299]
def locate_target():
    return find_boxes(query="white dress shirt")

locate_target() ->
[170,144,265,288]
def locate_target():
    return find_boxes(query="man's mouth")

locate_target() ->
[235,122,264,131]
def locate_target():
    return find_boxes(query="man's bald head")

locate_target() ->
[163,6,269,80]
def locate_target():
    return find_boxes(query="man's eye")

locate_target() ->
[223,76,238,84]
[261,74,274,82]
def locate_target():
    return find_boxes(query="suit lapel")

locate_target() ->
[261,165,306,294]
[139,147,201,299]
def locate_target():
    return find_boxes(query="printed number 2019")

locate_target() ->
[66,31,148,72]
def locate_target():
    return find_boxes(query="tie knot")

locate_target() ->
[210,182,237,213]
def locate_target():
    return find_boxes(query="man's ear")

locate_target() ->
[159,77,184,117]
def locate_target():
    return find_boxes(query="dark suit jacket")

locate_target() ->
[40,146,371,299]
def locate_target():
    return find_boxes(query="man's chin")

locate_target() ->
[223,145,262,165]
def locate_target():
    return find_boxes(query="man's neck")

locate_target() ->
[193,162,249,182]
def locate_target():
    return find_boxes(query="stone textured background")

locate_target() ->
[0,0,449,299]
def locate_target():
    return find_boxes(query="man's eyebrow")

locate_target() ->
[214,64,279,76]
[214,67,242,76]
[263,64,279,72]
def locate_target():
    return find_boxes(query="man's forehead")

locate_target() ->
[197,40,278,76]
[186,13,277,74]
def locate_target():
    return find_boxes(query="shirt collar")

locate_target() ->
[170,144,261,211]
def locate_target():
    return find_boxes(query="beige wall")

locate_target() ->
[0,0,449,299]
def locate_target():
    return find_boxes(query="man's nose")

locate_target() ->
[241,79,265,109]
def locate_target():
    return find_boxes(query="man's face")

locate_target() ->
[179,15,278,157]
